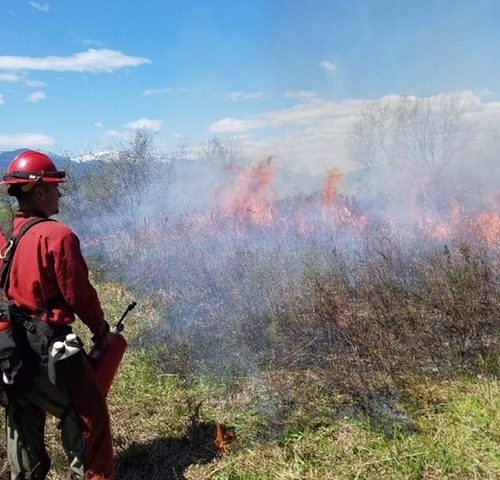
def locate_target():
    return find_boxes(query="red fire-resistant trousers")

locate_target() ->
[5,358,114,480]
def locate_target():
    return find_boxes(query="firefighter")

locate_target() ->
[0,150,114,479]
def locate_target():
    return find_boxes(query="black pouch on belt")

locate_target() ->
[0,325,22,384]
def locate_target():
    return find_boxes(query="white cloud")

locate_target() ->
[30,1,50,12]
[224,91,265,102]
[208,91,497,172]
[25,79,46,88]
[0,73,22,82]
[104,118,164,139]
[0,133,55,148]
[143,88,174,96]
[320,60,337,72]
[25,91,46,103]
[0,74,46,88]
[284,90,321,103]
[94,122,104,128]
[79,38,104,48]
[210,92,361,135]
[209,118,266,133]
[0,49,151,73]
[142,87,198,96]
[125,118,163,131]
[0,94,4,105]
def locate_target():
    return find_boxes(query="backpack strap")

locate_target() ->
[0,217,54,292]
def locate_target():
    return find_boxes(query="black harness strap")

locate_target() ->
[0,217,54,292]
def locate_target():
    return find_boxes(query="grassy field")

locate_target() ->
[1,278,497,480]
[107,352,499,480]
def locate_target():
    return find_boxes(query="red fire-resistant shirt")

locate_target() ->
[0,210,108,337]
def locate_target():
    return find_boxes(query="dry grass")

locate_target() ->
[263,244,499,410]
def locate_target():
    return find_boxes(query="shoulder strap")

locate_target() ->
[0,218,54,292]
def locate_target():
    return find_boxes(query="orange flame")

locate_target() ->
[417,199,464,241]
[475,212,500,245]
[322,169,343,203]
[215,422,233,453]
[218,157,275,227]
[418,216,454,240]
[321,169,367,232]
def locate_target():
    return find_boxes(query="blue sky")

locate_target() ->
[0,0,499,170]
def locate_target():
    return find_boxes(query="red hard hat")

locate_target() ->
[2,150,66,185]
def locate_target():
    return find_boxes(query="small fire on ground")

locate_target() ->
[215,422,234,453]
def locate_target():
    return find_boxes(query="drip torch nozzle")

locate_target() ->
[115,301,137,333]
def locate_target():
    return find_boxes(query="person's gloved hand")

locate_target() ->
[93,331,114,352]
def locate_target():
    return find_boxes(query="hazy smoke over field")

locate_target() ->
[63,92,499,375]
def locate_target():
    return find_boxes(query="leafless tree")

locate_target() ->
[393,94,464,170]
[350,94,465,172]
[348,100,395,169]
[199,136,245,167]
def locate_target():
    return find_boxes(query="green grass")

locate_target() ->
[0,278,498,480]
[183,379,499,480]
